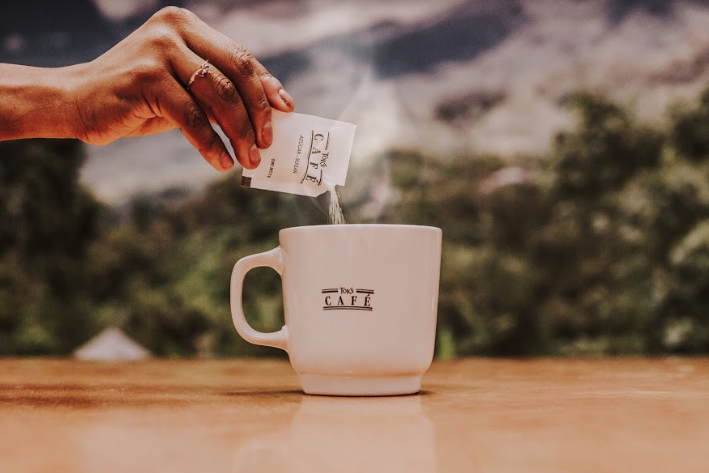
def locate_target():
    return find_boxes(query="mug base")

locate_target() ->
[300,373,422,396]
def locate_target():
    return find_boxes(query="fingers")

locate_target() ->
[250,57,295,113]
[171,9,295,144]
[157,78,234,172]
[134,7,295,172]
[174,50,261,169]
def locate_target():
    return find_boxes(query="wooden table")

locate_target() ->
[0,359,708,472]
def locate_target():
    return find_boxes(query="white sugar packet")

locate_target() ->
[241,111,356,197]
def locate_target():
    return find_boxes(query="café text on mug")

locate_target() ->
[322,287,375,311]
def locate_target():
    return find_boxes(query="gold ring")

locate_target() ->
[186,60,211,90]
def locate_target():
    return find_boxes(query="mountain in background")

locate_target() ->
[4,0,709,203]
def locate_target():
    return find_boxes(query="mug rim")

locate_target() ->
[279,224,442,236]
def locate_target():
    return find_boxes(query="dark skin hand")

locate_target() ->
[0,7,295,171]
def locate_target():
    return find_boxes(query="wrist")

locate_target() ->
[0,64,81,141]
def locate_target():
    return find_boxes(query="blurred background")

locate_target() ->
[2,0,709,358]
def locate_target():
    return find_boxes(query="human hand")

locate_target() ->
[67,7,294,171]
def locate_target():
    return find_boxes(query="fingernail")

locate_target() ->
[249,145,261,168]
[220,153,234,171]
[262,121,273,147]
[279,88,293,108]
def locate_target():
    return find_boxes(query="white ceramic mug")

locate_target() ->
[230,224,442,396]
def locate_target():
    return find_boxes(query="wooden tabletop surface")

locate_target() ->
[0,358,708,472]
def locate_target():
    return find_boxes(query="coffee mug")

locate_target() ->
[230,224,442,396]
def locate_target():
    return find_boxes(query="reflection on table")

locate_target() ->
[234,396,436,473]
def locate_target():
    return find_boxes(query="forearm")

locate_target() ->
[0,7,295,170]
[0,64,79,141]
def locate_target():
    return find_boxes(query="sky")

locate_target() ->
[4,0,709,204]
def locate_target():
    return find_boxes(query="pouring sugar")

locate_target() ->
[241,111,356,200]
[240,111,355,224]
[328,186,346,225]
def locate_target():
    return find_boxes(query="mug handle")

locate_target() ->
[230,247,289,351]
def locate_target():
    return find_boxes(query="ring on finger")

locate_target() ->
[186,60,211,91]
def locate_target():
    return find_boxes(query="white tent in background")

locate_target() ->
[73,326,150,361]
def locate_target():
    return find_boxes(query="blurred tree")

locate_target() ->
[6,84,709,358]
[669,87,709,163]
[0,139,102,354]
[551,92,663,202]
[535,93,665,354]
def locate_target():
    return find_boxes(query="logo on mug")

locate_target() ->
[322,287,374,311]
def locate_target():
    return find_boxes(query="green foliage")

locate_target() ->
[669,87,709,162]
[79,181,329,357]
[0,139,102,354]
[5,84,709,357]
[552,92,663,200]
